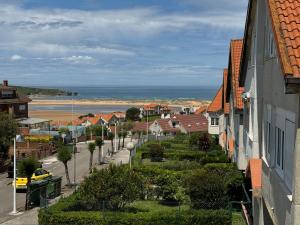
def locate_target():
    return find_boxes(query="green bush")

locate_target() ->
[76,164,143,211]
[148,144,164,161]
[161,141,172,149]
[185,170,229,210]
[204,163,244,201]
[39,207,232,225]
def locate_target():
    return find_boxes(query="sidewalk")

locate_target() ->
[0,149,130,225]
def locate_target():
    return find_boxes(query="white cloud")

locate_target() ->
[10,54,23,61]
[63,55,93,64]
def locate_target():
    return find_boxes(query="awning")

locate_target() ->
[246,159,262,190]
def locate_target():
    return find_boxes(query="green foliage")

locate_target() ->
[88,125,107,137]
[160,141,171,149]
[126,107,141,121]
[189,132,211,151]
[154,173,183,202]
[77,164,143,211]
[39,200,232,225]
[95,137,103,148]
[107,132,115,140]
[88,143,96,153]
[204,163,244,201]
[185,169,229,210]
[148,144,164,161]
[58,127,70,135]
[17,157,40,182]
[15,86,70,96]
[0,113,18,158]
[57,146,72,164]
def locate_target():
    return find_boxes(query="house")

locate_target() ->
[225,39,247,170]
[207,86,223,136]
[0,80,31,119]
[237,0,300,224]
[219,69,230,149]
[140,104,171,117]
[170,114,208,134]
[149,119,180,136]
[194,106,207,115]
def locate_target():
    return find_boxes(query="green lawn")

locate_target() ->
[232,212,246,225]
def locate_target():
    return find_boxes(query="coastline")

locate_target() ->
[29,98,211,107]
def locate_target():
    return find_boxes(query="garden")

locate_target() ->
[39,133,246,225]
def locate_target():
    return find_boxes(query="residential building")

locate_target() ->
[232,0,300,224]
[0,80,31,119]
[149,119,180,136]
[225,39,247,170]
[170,114,208,134]
[207,86,223,136]
[220,69,230,150]
[140,104,171,117]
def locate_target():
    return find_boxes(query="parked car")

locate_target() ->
[14,168,53,190]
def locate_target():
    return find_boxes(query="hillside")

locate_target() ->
[14,86,77,96]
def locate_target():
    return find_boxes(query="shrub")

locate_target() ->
[76,164,143,211]
[161,141,172,149]
[185,170,229,210]
[154,173,182,203]
[39,206,232,225]
[204,163,244,200]
[149,144,164,161]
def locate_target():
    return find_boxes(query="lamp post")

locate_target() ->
[126,142,135,169]
[10,135,22,215]
[114,122,117,153]
[101,125,104,164]
[71,91,77,186]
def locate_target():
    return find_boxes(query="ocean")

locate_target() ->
[29,85,217,114]
[34,86,218,101]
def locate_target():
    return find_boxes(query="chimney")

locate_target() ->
[3,80,8,86]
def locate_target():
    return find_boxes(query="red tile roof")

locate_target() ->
[207,86,223,112]
[132,122,149,133]
[171,114,208,133]
[230,39,244,110]
[155,119,180,133]
[268,0,300,77]
[246,159,262,189]
[223,69,230,114]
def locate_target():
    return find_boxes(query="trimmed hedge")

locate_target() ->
[39,208,231,225]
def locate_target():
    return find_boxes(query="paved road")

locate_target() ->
[0,140,130,223]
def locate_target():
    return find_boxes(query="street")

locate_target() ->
[0,140,130,224]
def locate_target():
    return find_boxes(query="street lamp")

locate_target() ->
[114,122,118,153]
[10,135,22,215]
[126,142,135,169]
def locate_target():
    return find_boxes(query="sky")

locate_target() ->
[0,0,248,87]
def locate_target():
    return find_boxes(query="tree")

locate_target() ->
[198,132,211,152]
[57,146,72,185]
[18,157,40,210]
[185,170,228,209]
[107,132,114,153]
[149,143,164,162]
[0,113,18,159]
[95,137,104,164]
[77,164,143,210]
[126,107,141,121]
[88,143,96,173]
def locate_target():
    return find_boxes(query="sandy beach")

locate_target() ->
[29,110,80,121]
[29,99,210,107]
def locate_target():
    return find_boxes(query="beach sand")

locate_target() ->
[29,99,210,107]
[29,110,79,121]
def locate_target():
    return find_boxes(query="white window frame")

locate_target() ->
[275,127,284,172]
[265,13,276,59]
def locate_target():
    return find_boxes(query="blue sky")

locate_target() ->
[0,0,248,87]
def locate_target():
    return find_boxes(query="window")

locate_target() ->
[2,90,13,98]
[19,105,26,111]
[265,15,276,58]
[275,127,284,170]
[211,118,219,126]
[266,122,271,155]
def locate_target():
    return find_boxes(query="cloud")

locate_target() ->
[62,55,93,64]
[10,54,23,61]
